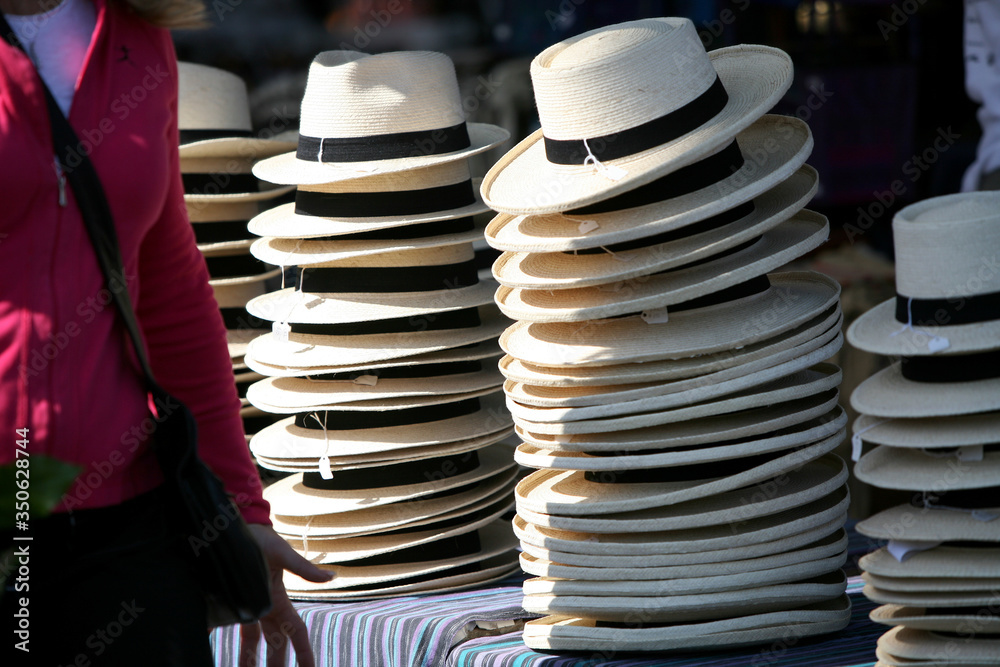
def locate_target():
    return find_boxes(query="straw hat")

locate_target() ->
[186,197,260,253]
[850,359,1000,418]
[862,544,1000,579]
[871,604,1000,634]
[863,572,1000,593]
[247,386,500,415]
[263,443,516,516]
[848,192,1000,356]
[177,62,298,160]
[254,51,508,185]
[521,570,846,622]
[245,304,509,368]
[853,412,1000,449]
[878,626,1000,665]
[521,595,851,651]
[856,502,1000,542]
[499,271,841,366]
[866,585,1000,608]
[515,454,848,534]
[210,273,274,358]
[248,160,490,238]
[182,155,295,203]
[480,18,793,214]
[485,120,813,252]
[855,445,1000,491]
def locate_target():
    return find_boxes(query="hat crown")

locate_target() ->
[178,62,252,132]
[298,51,465,140]
[530,18,719,141]
[893,192,1000,299]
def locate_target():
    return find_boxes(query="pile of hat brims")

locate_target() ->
[479,17,852,652]
[178,62,294,446]
[847,192,1000,667]
[239,50,526,600]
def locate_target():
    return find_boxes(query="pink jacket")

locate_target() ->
[0,0,269,524]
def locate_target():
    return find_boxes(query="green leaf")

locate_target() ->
[0,456,81,530]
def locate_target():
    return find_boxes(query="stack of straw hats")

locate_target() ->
[847,192,1000,667]
[242,50,526,599]
[178,62,295,444]
[480,18,852,651]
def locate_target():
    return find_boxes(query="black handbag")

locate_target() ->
[0,18,272,626]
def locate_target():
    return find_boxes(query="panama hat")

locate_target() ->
[263,443,515,517]
[480,18,793,215]
[510,364,841,433]
[249,392,512,460]
[186,197,260,253]
[177,61,298,160]
[254,51,508,186]
[246,304,509,368]
[245,245,496,325]
[855,445,1000,491]
[500,303,841,386]
[878,626,1000,664]
[848,192,1000,357]
[866,586,1000,608]
[492,182,819,291]
[485,120,813,252]
[856,501,1000,543]
[862,544,1000,579]
[850,358,1000,419]
[515,406,847,470]
[876,647,999,667]
[247,386,501,416]
[504,331,842,411]
[248,160,490,238]
[205,252,281,286]
[521,569,846,622]
[853,412,1000,449]
[863,572,1000,593]
[210,273,274,358]
[499,271,841,367]
[272,471,517,539]
[871,604,1000,634]
[521,594,851,651]
[182,155,295,204]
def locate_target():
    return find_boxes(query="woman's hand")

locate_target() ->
[239,524,334,667]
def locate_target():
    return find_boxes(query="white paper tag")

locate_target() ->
[318,456,333,480]
[958,445,984,462]
[272,321,291,343]
[851,433,863,462]
[577,220,599,234]
[600,164,628,181]
[927,336,951,353]
[640,307,670,324]
[552,434,574,444]
[887,539,941,563]
[353,374,379,386]
[972,509,1000,522]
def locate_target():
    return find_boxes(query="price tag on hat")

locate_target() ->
[640,306,670,324]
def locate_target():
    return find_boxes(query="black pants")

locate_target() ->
[2,488,213,666]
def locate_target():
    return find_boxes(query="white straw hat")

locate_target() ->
[177,62,298,160]
[871,604,1000,634]
[847,192,1000,356]
[186,197,261,253]
[856,502,1000,542]
[855,444,1000,491]
[878,626,1000,665]
[850,359,1000,418]
[480,18,793,215]
[853,412,1000,449]
[181,155,295,203]
[863,572,1000,594]
[866,585,1000,608]
[862,544,1000,579]
[498,271,840,367]
[210,273,274,358]
[254,51,509,185]
[485,120,813,252]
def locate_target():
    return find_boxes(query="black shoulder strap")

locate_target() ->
[1,13,159,388]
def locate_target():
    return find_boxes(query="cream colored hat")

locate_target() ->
[853,412,1000,449]
[848,192,1000,356]
[178,62,298,160]
[480,18,793,215]
[850,358,1000,418]
[877,626,1000,665]
[871,604,1000,634]
[486,120,813,252]
[863,572,1000,593]
[862,544,1000,579]
[186,197,260,254]
[866,585,1000,608]
[522,595,850,652]
[210,273,275,358]
[855,444,1000,491]
[499,271,840,367]
[857,501,1000,542]
[182,155,295,203]
[254,51,509,185]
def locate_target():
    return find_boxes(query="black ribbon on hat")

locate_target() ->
[192,219,257,245]
[896,289,1000,327]
[295,180,476,218]
[295,397,481,431]
[242,414,278,435]
[583,445,798,484]
[305,360,482,382]
[336,562,482,593]
[543,76,729,165]
[288,307,481,336]
[296,122,471,163]
[183,172,260,196]
[180,128,253,144]
[299,259,479,294]
[899,350,1000,383]
[302,217,476,242]
[218,308,269,330]
[204,253,269,279]
[668,273,771,314]
[912,487,1000,510]
[334,531,483,567]
[301,450,481,490]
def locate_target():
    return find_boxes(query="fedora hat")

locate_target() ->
[485,120,813,253]
[856,501,1000,543]
[182,155,295,203]
[248,160,490,238]
[499,271,840,367]
[850,358,1000,418]
[521,595,850,652]
[855,445,1000,491]
[863,572,1000,594]
[254,51,509,186]
[247,385,500,415]
[178,61,298,160]
[847,192,1000,356]
[853,412,1000,449]
[877,626,1000,665]
[862,544,1000,579]
[871,604,1000,634]
[866,585,1000,608]
[210,273,274,358]
[480,18,792,215]
[185,197,261,253]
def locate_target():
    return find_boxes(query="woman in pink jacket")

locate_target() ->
[0,1,329,664]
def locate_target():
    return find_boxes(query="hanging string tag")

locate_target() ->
[353,374,379,386]
[640,306,670,324]
[603,246,636,262]
[310,412,334,480]
[552,434,574,444]
[922,492,999,522]
[958,445,985,462]
[272,321,291,343]
[851,418,894,462]
[583,139,627,181]
[577,219,600,234]
[890,297,951,352]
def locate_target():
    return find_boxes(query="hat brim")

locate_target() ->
[851,363,1000,418]
[183,183,295,204]
[253,123,510,186]
[863,571,1000,593]
[481,47,795,215]
[207,266,281,288]
[499,271,840,366]
[865,585,1000,608]
[178,135,298,160]
[848,298,1000,356]
[862,544,1000,580]
[877,625,1000,663]
[856,503,1000,542]
[855,445,1000,491]
[853,411,1000,448]
[871,604,1000,634]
